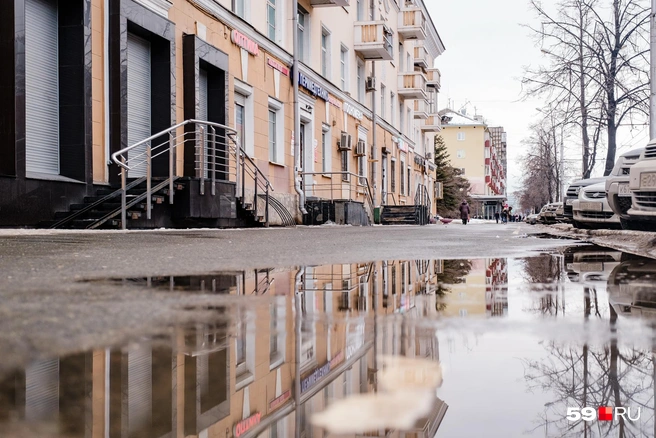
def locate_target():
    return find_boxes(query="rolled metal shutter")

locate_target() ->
[127,33,151,178]
[25,359,59,421]
[199,68,209,177]
[25,0,60,175]
[128,348,152,435]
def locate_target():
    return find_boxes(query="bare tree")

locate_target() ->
[522,0,649,178]
[517,122,560,212]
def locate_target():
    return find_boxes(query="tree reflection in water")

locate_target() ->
[434,260,473,312]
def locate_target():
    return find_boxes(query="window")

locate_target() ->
[356,0,364,21]
[398,43,404,71]
[340,46,348,91]
[268,97,284,164]
[233,0,246,18]
[298,5,309,62]
[391,159,396,191]
[380,84,386,119]
[391,265,397,294]
[399,102,404,132]
[234,82,254,156]
[268,109,277,162]
[457,131,466,141]
[457,149,466,159]
[407,166,411,197]
[322,125,331,173]
[321,28,331,78]
[400,158,405,195]
[357,61,364,102]
[390,92,395,125]
[358,144,366,184]
[341,150,349,181]
[267,0,276,40]
[407,108,411,134]
[269,300,285,369]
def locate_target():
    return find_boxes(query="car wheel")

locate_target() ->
[620,217,655,231]
[572,220,588,229]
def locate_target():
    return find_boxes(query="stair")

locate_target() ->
[381,205,421,225]
[41,177,184,229]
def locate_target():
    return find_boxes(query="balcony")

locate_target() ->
[413,99,428,119]
[354,21,394,60]
[414,44,430,70]
[398,72,427,100]
[426,68,441,90]
[310,0,350,6]
[421,115,441,132]
[398,7,427,40]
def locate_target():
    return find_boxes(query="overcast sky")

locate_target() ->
[427,0,650,197]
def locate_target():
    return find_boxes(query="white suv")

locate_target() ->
[572,181,619,229]
[606,147,644,229]
[627,139,656,230]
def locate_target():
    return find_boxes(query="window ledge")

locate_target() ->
[269,355,284,371]
[321,174,332,179]
[269,161,285,168]
[235,371,254,391]
[26,172,85,185]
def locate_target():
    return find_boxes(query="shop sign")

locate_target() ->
[269,390,291,412]
[301,351,345,393]
[329,95,342,109]
[344,102,363,120]
[298,72,329,101]
[267,57,289,76]
[234,412,261,437]
[231,29,259,56]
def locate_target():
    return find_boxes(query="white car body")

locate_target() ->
[605,148,643,222]
[607,258,656,318]
[572,181,619,228]
[627,138,656,228]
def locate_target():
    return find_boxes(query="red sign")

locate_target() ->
[234,412,261,437]
[231,29,259,56]
[269,390,291,412]
[267,57,289,76]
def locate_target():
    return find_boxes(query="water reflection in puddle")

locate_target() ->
[1,247,656,437]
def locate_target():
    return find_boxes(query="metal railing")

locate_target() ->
[300,172,375,224]
[414,183,431,225]
[111,119,272,229]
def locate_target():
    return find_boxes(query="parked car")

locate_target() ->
[563,177,607,222]
[571,180,620,229]
[626,138,656,230]
[606,147,644,229]
[564,246,624,283]
[555,203,565,222]
[525,213,539,225]
[538,202,562,224]
[607,257,656,318]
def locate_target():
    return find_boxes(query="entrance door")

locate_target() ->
[25,0,60,175]
[381,155,388,204]
[127,33,151,178]
[299,123,306,189]
[199,67,209,177]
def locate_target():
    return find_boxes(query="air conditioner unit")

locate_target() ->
[366,76,376,92]
[426,152,433,160]
[338,131,352,151]
[381,146,390,155]
[354,139,366,156]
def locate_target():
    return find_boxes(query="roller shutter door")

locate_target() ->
[127,33,151,178]
[199,68,209,177]
[128,348,152,435]
[25,359,60,421]
[25,0,60,175]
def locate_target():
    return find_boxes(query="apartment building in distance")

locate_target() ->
[0,0,445,228]
[438,109,507,218]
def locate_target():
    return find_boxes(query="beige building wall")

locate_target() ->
[441,125,487,195]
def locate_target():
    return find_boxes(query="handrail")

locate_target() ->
[111,119,274,229]
[299,171,375,224]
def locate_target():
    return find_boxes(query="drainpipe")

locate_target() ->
[371,62,378,207]
[104,0,111,180]
[292,2,307,216]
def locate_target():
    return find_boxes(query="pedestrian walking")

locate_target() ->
[459,200,470,225]
[494,211,500,224]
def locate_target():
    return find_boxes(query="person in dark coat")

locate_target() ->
[494,211,500,224]
[459,200,470,225]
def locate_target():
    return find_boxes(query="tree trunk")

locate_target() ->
[604,0,621,176]
[579,2,591,178]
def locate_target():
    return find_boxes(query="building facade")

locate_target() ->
[0,259,450,437]
[438,109,507,218]
[0,0,445,227]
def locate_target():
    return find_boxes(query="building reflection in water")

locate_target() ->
[1,259,497,438]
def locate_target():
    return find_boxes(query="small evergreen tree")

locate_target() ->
[434,135,471,217]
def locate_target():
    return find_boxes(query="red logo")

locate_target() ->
[598,406,613,421]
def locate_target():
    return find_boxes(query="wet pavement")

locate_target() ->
[1,241,656,437]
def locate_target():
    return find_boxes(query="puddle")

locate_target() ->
[2,246,656,437]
